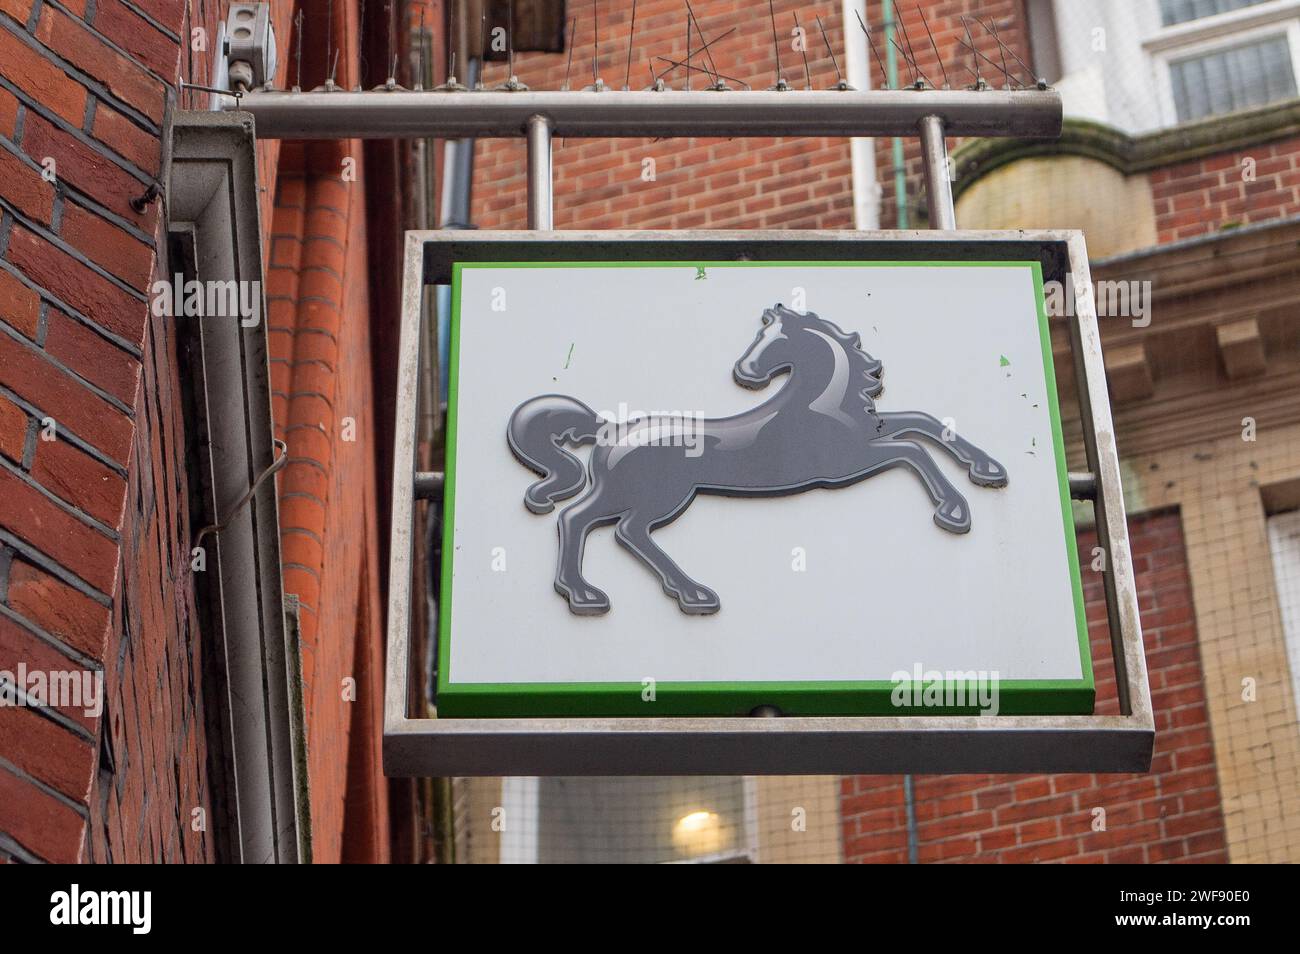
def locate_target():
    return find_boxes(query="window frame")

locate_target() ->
[1144,0,1300,125]
[1265,508,1300,737]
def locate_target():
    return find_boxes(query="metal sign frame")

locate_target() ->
[385,228,1153,777]
[224,56,1150,775]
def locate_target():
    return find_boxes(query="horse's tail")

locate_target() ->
[507,394,602,514]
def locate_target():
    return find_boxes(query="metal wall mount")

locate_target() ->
[384,229,1154,777]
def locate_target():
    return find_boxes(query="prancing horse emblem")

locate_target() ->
[508,304,1008,616]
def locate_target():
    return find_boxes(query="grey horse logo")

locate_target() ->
[508,304,1008,616]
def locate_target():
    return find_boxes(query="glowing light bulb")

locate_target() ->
[672,809,724,855]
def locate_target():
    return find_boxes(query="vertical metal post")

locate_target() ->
[910,111,955,840]
[918,114,955,230]
[526,114,553,229]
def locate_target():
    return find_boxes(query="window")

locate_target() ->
[500,777,758,864]
[1037,0,1300,132]
[1169,33,1298,121]
[1161,0,1275,27]
[1148,0,1300,126]
[1267,509,1300,729]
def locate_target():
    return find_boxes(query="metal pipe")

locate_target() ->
[885,0,909,229]
[843,0,879,229]
[414,471,445,500]
[918,114,956,230]
[230,89,1062,140]
[903,773,919,864]
[1068,471,1097,500]
[525,114,553,230]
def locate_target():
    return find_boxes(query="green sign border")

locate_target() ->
[437,261,1095,717]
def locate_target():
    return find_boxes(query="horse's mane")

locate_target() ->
[798,311,884,407]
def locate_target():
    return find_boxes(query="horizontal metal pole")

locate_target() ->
[231,88,1062,140]
[1068,471,1097,499]
[413,471,444,500]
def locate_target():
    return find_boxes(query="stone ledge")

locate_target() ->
[953,100,1300,199]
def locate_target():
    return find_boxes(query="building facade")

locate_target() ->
[1,0,1298,864]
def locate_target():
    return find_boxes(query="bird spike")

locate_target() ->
[686,0,724,89]
[917,4,948,89]
[895,7,930,88]
[816,15,847,90]
[623,0,638,90]
[855,10,890,90]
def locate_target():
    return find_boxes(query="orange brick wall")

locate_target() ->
[841,510,1229,864]
[264,3,391,864]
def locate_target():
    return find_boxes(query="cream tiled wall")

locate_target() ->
[1116,420,1300,862]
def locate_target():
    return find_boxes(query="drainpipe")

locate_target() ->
[435,60,479,400]
[842,0,879,229]
[884,0,909,228]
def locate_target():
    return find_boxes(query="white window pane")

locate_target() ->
[1267,510,1300,732]
[1160,0,1274,27]
[1171,35,1297,122]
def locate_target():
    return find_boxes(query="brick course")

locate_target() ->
[841,511,1230,864]
[1,0,207,864]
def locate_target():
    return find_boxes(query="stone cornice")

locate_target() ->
[953,101,1300,199]
[1050,216,1300,461]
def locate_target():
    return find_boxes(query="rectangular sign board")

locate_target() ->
[437,259,1093,718]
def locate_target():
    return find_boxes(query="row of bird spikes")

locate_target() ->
[204,2,1047,99]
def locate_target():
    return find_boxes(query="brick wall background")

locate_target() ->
[0,0,207,862]
[841,510,1229,863]
[1150,137,1300,244]
[0,0,394,863]
[470,0,854,230]
[469,0,1300,241]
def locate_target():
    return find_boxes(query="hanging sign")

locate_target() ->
[436,259,1092,717]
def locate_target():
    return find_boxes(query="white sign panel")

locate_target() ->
[437,260,1092,717]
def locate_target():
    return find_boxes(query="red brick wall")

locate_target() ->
[471,0,854,230]
[841,509,1229,864]
[1151,137,1300,244]
[0,0,209,862]
[864,0,1032,229]
[0,0,391,863]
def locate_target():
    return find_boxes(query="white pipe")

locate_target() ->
[843,0,880,229]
